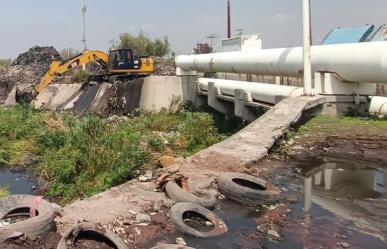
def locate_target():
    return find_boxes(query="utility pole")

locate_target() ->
[206,34,219,49]
[227,0,231,38]
[81,0,87,51]
[302,0,313,96]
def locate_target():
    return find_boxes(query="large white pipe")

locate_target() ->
[198,78,304,104]
[176,42,387,84]
[369,96,387,116]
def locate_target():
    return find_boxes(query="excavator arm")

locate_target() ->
[34,50,109,93]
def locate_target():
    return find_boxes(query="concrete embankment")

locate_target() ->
[32,76,182,115]
[57,96,324,232]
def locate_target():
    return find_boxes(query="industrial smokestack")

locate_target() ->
[227,0,231,38]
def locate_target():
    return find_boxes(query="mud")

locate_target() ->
[0,232,61,249]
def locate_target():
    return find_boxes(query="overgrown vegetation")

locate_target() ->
[0,106,240,203]
[0,186,10,198]
[71,70,91,82]
[111,31,171,57]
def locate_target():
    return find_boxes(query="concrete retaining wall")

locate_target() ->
[140,76,182,111]
[31,76,181,115]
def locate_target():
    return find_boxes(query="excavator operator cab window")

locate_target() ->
[109,49,141,71]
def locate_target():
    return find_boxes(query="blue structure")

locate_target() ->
[322,25,375,45]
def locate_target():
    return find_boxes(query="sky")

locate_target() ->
[0,0,386,58]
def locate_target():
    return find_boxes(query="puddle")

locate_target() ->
[301,157,384,200]
[0,168,37,195]
[285,156,387,248]
[147,199,263,249]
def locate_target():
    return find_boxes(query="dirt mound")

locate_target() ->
[151,56,175,76]
[0,46,62,101]
[12,46,61,67]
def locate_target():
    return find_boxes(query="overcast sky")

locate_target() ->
[0,0,386,58]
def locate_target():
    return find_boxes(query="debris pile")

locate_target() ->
[0,46,62,100]
[151,56,175,76]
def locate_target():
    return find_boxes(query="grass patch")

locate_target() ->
[297,115,387,136]
[0,186,10,198]
[0,106,240,203]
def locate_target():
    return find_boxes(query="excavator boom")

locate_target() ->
[34,49,154,94]
[35,50,109,93]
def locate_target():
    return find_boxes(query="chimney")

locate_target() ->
[227,0,231,38]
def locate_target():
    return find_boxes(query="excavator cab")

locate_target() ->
[108,49,142,72]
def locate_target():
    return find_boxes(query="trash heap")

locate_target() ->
[0,46,62,100]
[151,56,176,76]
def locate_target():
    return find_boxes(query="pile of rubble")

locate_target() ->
[151,56,175,76]
[0,46,62,100]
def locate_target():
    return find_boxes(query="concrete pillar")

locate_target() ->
[208,82,234,116]
[176,67,206,107]
[234,89,257,122]
[324,168,333,190]
[304,176,312,212]
[314,170,323,186]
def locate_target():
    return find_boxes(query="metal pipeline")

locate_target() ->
[176,42,387,84]
[197,78,304,104]
[369,96,387,116]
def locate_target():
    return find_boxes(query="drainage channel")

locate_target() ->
[0,168,37,195]
[275,156,387,249]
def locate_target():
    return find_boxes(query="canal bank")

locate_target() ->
[2,99,387,248]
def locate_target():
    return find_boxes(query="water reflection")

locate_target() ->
[303,158,384,210]
[300,158,386,241]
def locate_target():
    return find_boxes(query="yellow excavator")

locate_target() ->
[34,48,154,93]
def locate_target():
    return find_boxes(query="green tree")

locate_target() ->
[112,31,170,57]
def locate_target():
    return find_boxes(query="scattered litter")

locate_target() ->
[268,229,280,238]
[139,171,153,182]
[176,237,187,246]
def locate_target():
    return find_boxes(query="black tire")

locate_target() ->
[217,172,280,205]
[0,195,55,242]
[170,202,228,238]
[150,243,196,249]
[57,222,128,249]
[165,181,216,209]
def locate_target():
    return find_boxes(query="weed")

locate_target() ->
[0,186,10,198]
[0,106,242,204]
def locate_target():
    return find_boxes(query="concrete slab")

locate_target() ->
[32,84,60,109]
[89,83,112,116]
[73,84,102,115]
[139,76,182,111]
[45,84,83,110]
[3,86,17,107]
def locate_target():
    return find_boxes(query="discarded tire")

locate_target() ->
[217,172,280,205]
[57,222,128,249]
[150,243,196,249]
[0,195,55,242]
[165,181,216,209]
[170,202,228,238]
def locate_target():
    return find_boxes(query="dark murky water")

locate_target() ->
[148,156,387,249]
[148,199,262,249]
[0,168,37,195]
